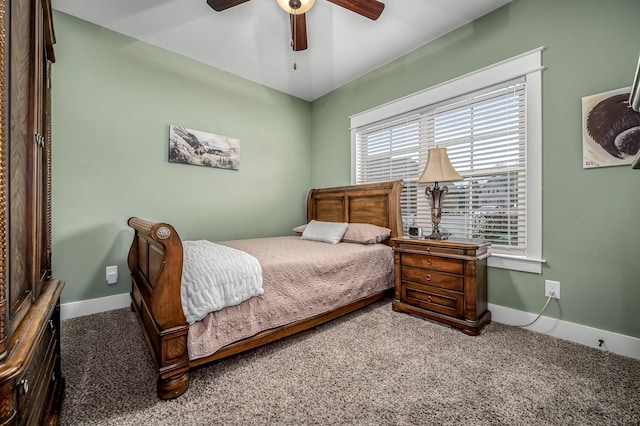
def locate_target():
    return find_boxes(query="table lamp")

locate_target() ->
[417,147,462,240]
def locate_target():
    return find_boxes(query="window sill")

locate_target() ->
[488,253,545,274]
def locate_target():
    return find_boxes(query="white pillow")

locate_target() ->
[294,222,391,245]
[300,220,348,244]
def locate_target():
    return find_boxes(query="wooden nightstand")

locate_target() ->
[391,237,491,335]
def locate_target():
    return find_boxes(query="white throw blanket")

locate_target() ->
[181,240,264,324]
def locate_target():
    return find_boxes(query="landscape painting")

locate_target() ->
[169,126,240,170]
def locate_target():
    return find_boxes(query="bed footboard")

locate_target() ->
[127,217,190,399]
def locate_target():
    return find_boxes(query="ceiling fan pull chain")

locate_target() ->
[292,7,297,70]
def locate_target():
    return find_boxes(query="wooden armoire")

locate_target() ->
[0,0,65,424]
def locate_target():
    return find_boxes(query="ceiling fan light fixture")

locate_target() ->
[276,0,315,15]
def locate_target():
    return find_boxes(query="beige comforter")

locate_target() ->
[187,236,394,360]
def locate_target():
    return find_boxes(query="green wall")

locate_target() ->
[52,12,312,304]
[310,0,640,337]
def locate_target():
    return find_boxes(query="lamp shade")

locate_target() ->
[276,0,315,14]
[417,147,462,184]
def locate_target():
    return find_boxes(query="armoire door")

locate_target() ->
[6,0,48,340]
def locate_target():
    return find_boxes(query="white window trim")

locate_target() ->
[350,47,546,273]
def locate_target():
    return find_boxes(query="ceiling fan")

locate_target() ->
[206,0,385,52]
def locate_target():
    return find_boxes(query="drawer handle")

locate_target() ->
[49,320,54,330]
[426,273,432,281]
[427,295,433,303]
[426,258,432,266]
[19,379,29,396]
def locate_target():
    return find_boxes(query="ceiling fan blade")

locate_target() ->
[291,13,308,51]
[326,0,385,20]
[206,0,251,12]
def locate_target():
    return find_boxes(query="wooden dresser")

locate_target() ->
[392,237,491,336]
[0,0,65,424]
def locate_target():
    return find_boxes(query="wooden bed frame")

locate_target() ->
[127,180,404,399]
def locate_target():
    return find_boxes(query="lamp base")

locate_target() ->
[425,230,450,240]
[427,201,449,240]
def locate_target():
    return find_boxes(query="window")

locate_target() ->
[351,48,544,273]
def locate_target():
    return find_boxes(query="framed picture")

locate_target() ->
[582,87,640,168]
[169,126,240,170]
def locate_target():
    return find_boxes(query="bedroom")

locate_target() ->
[4,0,639,423]
[52,0,640,353]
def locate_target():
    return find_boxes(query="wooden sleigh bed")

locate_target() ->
[127,180,404,399]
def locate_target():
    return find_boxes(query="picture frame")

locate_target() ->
[582,87,640,168]
[169,126,240,170]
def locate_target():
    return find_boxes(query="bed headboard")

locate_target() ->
[306,180,404,242]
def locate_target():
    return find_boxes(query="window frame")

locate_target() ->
[350,47,545,273]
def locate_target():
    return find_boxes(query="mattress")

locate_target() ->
[187,236,394,360]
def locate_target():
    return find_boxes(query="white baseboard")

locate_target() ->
[489,303,640,361]
[60,293,131,320]
[60,294,639,360]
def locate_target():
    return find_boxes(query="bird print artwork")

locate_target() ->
[169,126,240,170]
[582,87,640,168]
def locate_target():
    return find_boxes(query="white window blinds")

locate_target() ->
[355,79,527,255]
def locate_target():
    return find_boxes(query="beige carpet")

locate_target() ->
[59,300,640,425]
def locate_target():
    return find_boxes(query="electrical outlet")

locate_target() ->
[106,265,118,285]
[545,280,560,299]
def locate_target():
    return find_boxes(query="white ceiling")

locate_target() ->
[51,0,512,101]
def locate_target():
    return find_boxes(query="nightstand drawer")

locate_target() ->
[402,266,464,292]
[401,252,463,274]
[402,281,464,319]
